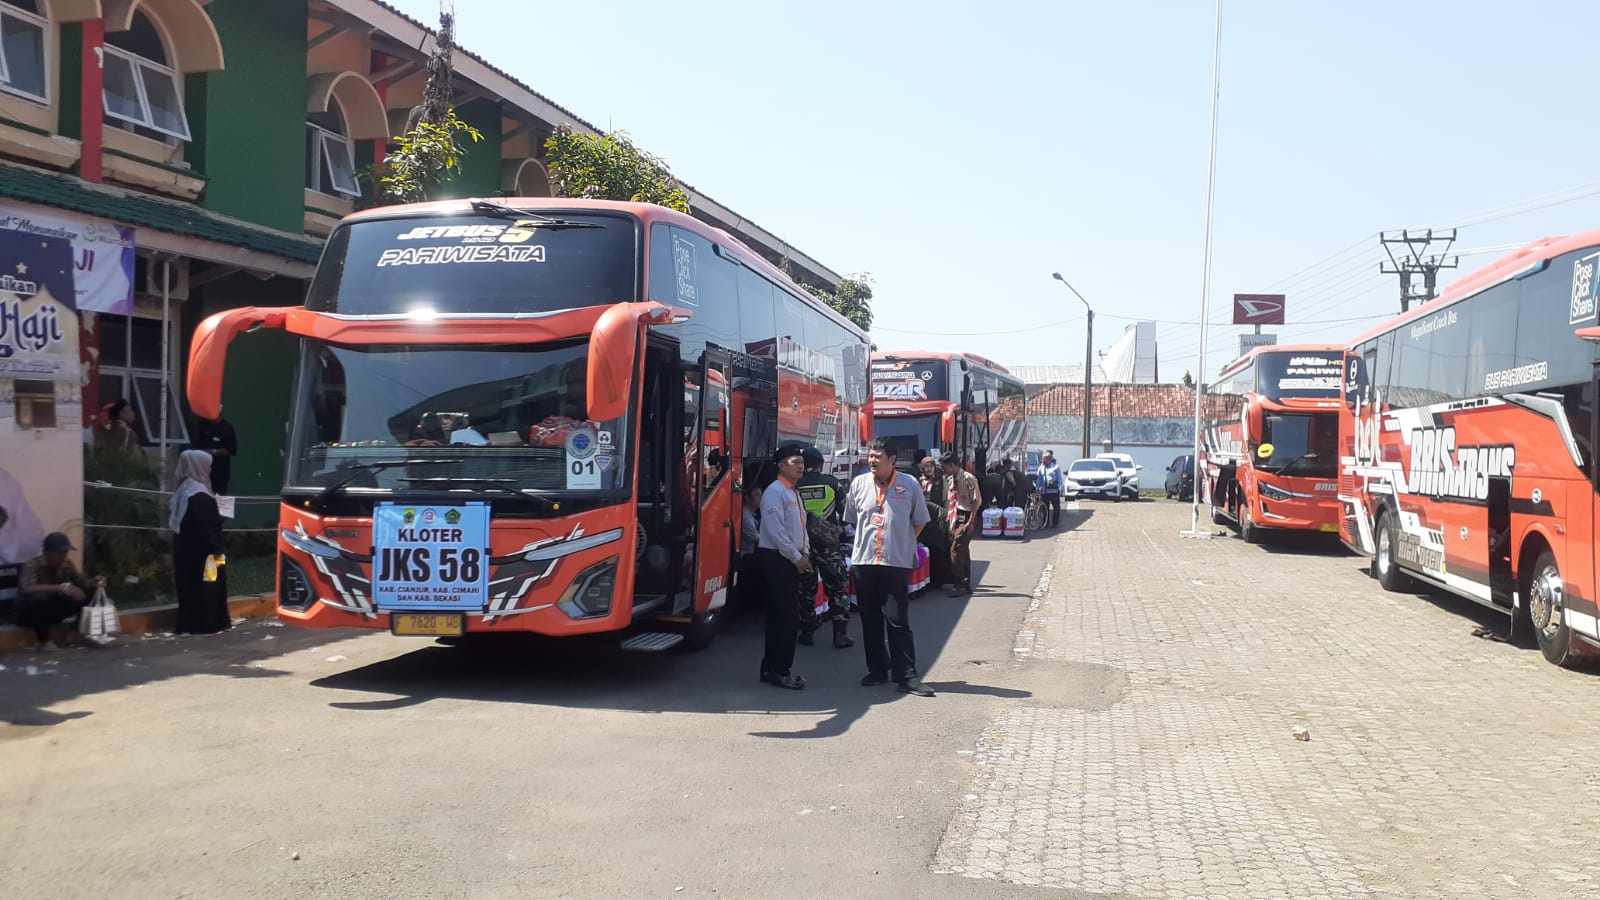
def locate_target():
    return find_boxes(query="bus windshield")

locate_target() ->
[285,340,630,496]
[874,413,940,459]
[1258,412,1337,478]
[304,213,639,316]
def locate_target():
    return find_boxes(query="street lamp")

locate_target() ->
[1051,272,1093,461]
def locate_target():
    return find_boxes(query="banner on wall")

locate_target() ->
[0,205,135,316]
[0,229,84,565]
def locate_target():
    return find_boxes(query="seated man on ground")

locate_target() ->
[17,532,101,650]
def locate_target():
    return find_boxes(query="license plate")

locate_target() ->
[390,613,466,636]
[1320,523,1340,533]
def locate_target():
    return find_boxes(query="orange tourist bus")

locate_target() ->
[870,351,1027,472]
[1340,229,1600,667]
[187,198,870,650]
[1201,344,1344,542]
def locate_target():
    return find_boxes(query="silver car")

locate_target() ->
[1065,458,1123,501]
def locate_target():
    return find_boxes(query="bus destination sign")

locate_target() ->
[372,502,490,611]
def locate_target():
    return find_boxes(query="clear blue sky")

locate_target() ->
[389,0,1600,381]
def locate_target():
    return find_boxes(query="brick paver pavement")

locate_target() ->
[934,500,1600,898]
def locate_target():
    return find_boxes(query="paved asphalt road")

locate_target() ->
[1,533,1060,900]
[12,498,1600,899]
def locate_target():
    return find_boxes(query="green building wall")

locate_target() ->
[188,0,309,233]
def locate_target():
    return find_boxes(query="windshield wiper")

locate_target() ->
[1267,451,1320,474]
[468,200,603,229]
[312,458,463,507]
[399,476,560,510]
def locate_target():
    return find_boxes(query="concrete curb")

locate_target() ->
[0,593,277,653]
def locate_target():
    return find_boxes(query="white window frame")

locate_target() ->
[99,313,190,446]
[307,121,360,198]
[101,44,190,141]
[0,0,50,105]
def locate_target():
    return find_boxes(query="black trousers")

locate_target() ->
[18,594,84,643]
[759,549,800,677]
[855,564,916,680]
[1043,491,1061,527]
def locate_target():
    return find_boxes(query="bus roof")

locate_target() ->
[338,197,867,339]
[1346,226,1600,347]
[872,350,1014,375]
[1217,343,1343,379]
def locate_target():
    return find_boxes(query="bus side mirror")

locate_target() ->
[588,302,672,423]
[941,407,958,445]
[1243,398,1264,445]
[859,406,873,442]
[186,307,291,420]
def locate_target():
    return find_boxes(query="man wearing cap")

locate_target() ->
[845,438,935,697]
[757,444,813,690]
[796,446,853,649]
[17,532,97,649]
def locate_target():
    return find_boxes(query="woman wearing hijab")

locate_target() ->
[170,450,230,634]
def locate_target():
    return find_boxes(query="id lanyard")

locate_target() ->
[873,476,892,564]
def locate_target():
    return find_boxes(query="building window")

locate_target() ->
[98,314,189,445]
[306,101,359,198]
[103,11,190,142]
[13,378,56,429]
[0,0,48,103]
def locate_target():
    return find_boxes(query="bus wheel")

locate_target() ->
[1372,512,1411,592]
[1525,550,1594,668]
[1239,504,1260,544]
[681,608,721,652]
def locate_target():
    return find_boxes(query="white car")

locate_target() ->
[1095,452,1142,499]
[1065,458,1123,501]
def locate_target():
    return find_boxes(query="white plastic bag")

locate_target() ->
[77,585,120,644]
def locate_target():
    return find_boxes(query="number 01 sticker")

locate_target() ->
[565,425,602,489]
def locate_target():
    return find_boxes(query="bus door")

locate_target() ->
[634,339,684,602]
[688,349,736,614]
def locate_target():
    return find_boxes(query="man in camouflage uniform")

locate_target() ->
[796,447,855,649]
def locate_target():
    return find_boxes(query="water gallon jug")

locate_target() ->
[1003,506,1025,538]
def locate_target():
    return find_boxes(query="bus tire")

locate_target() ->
[1239,503,1260,544]
[1372,511,1411,592]
[1524,549,1596,668]
[681,608,721,652]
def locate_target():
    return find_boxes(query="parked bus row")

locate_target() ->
[1205,229,1600,669]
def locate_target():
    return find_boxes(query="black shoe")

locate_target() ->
[769,674,806,690]
[897,677,935,697]
[797,627,815,646]
[860,672,890,686]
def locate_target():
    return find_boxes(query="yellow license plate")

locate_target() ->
[1320,523,1340,533]
[390,613,466,636]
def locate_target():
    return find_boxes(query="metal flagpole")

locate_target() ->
[1183,0,1224,538]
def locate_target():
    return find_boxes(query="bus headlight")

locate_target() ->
[279,558,315,611]
[1260,483,1293,501]
[558,557,619,619]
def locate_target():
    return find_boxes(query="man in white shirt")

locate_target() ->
[758,444,813,690]
[844,438,934,697]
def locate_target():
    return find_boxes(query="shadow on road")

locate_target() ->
[0,624,332,731]
[1251,530,1351,556]
[311,582,1034,740]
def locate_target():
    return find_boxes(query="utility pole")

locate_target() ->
[1380,229,1458,313]
[1051,273,1093,460]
